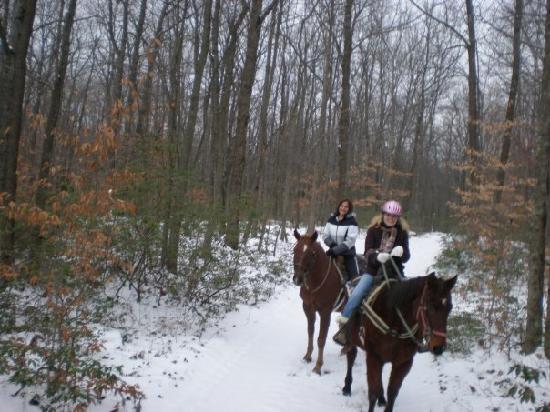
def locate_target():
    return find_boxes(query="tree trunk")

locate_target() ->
[35,0,77,211]
[126,0,148,132]
[525,0,549,355]
[337,0,353,200]
[0,0,37,263]
[136,1,169,137]
[465,0,481,186]
[163,16,185,273]
[107,0,128,167]
[495,0,523,204]
[307,0,335,232]
[181,0,212,173]
[254,1,280,213]
[214,4,249,208]
[225,0,265,249]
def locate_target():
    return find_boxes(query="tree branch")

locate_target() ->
[409,0,468,46]
[260,0,279,24]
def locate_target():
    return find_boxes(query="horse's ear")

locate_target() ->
[444,275,458,291]
[293,228,301,240]
[311,231,318,241]
[426,272,437,287]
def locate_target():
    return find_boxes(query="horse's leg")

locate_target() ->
[342,345,357,396]
[366,352,384,412]
[302,303,315,363]
[385,358,414,412]
[312,309,331,374]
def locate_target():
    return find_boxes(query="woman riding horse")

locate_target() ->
[336,200,411,331]
[322,198,359,281]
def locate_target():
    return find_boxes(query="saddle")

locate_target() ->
[334,255,369,284]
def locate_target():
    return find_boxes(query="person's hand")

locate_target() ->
[391,246,403,257]
[377,252,391,263]
[326,248,336,257]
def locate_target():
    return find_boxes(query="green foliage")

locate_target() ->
[496,363,548,408]
[446,313,485,355]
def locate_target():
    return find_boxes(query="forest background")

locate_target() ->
[1,0,550,410]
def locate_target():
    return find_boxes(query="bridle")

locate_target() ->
[391,280,448,352]
[293,243,338,294]
[416,282,448,342]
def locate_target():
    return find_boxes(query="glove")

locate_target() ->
[377,252,391,263]
[391,246,403,257]
[326,248,336,257]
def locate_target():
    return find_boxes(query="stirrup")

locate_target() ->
[333,326,348,347]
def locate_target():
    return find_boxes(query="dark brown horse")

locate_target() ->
[292,229,346,374]
[342,273,457,411]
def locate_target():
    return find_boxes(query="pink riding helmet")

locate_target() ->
[382,200,402,216]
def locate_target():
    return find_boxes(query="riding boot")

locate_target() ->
[333,317,352,347]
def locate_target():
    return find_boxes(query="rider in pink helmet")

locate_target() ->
[382,200,402,216]
[334,198,410,345]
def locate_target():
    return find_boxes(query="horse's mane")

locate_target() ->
[384,276,425,311]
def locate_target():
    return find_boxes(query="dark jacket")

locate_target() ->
[363,217,410,276]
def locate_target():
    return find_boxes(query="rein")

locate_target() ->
[307,256,333,294]
[362,276,445,351]
[375,260,444,350]
[362,279,419,340]
[300,252,346,311]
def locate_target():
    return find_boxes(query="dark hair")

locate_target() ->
[335,198,353,215]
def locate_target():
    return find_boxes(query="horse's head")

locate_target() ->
[418,273,458,356]
[292,229,321,286]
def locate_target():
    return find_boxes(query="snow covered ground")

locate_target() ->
[1,232,549,411]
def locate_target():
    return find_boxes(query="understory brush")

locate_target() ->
[107,219,291,332]
[435,236,550,410]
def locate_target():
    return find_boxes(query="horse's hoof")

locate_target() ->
[342,387,351,397]
[312,366,322,375]
[303,355,312,363]
[378,395,387,406]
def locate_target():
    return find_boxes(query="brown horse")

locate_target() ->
[292,229,346,374]
[342,273,457,412]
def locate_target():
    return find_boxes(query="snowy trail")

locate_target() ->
[2,233,533,411]
[147,232,456,412]
[118,233,462,412]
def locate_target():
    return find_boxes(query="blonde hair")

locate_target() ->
[369,214,410,233]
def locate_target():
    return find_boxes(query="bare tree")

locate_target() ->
[225,0,278,248]
[525,0,549,355]
[35,0,78,211]
[495,0,523,203]
[337,0,354,199]
[0,0,37,263]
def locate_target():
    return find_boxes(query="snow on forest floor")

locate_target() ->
[1,232,549,411]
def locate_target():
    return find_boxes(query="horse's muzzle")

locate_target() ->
[293,271,307,286]
[431,345,446,356]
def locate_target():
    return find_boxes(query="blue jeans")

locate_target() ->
[342,273,373,318]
